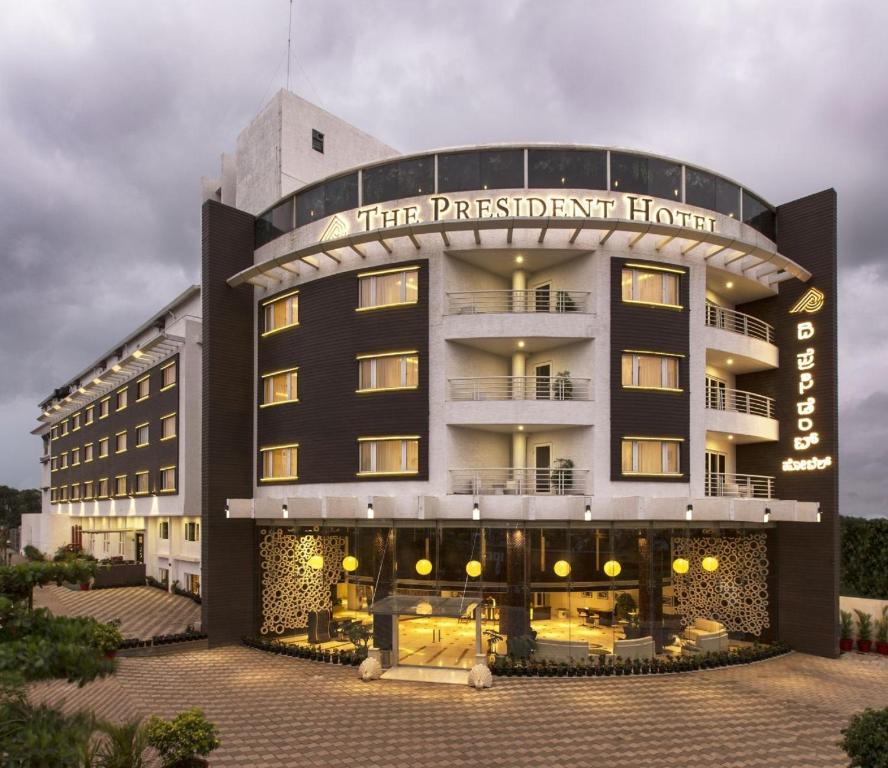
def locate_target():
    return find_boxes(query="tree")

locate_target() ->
[0,485,40,529]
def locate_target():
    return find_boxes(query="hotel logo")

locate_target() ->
[789,286,825,314]
[320,215,348,242]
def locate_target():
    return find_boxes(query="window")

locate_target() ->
[115,430,127,454]
[84,443,94,463]
[621,265,681,308]
[185,522,200,542]
[99,397,110,419]
[621,353,681,391]
[84,480,94,500]
[358,437,419,476]
[51,426,59,441]
[294,173,358,226]
[103,533,109,553]
[60,452,68,469]
[50,487,58,503]
[357,267,418,311]
[186,573,201,595]
[98,437,109,458]
[742,190,775,240]
[610,152,681,200]
[97,478,109,499]
[255,197,295,247]
[437,149,524,193]
[362,156,434,206]
[159,466,176,493]
[685,167,740,218]
[114,475,128,497]
[357,352,419,392]
[71,447,81,466]
[61,420,69,436]
[160,413,176,440]
[136,376,150,401]
[158,521,169,540]
[311,128,324,153]
[85,405,94,425]
[116,387,128,411]
[621,438,681,476]
[134,471,149,495]
[51,456,58,472]
[59,485,68,502]
[528,149,606,189]
[72,412,81,431]
[71,483,81,501]
[261,368,298,405]
[135,423,149,447]
[160,361,177,390]
[262,291,299,335]
[158,567,169,586]
[260,445,298,481]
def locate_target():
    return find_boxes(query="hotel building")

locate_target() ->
[23,287,203,594]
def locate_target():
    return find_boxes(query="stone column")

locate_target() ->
[500,527,530,638]
[372,528,395,653]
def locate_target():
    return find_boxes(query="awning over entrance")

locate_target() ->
[371,594,483,618]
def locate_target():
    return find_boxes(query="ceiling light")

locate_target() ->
[728,434,734,441]
[517,340,525,349]
[726,358,734,366]
[726,281,734,289]
[515,255,524,264]
[112,364,122,372]
[517,425,524,431]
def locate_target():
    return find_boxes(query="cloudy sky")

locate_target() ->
[1,1,885,516]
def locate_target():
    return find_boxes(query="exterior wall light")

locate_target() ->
[686,504,693,521]
[342,555,358,572]
[466,560,482,578]
[553,560,571,578]
[816,508,822,523]
[282,503,288,519]
[366,502,374,519]
[472,502,480,521]
[415,558,433,576]
[763,507,770,524]
[225,504,229,519]
[584,504,592,522]
[307,554,324,570]
[702,556,719,572]
[672,557,689,574]
[603,559,622,578]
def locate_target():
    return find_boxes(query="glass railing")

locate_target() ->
[449,376,592,401]
[446,290,590,315]
[705,303,775,344]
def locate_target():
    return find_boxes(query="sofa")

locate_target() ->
[685,618,729,653]
[611,636,655,661]
[534,638,590,663]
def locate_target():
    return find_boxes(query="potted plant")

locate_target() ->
[345,622,372,661]
[483,629,503,663]
[839,610,854,652]
[855,609,873,653]
[555,290,578,313]
[553,371,574,400]
[551,458,574,494]
[839,707,888,768]
[90,619,124,659]
[145,708,220,768]
[875,607,888,656]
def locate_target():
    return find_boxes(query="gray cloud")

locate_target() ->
[0,1,883,516]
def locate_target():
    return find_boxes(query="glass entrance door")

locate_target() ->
[534,363,552,400]
[706,375,726,410]
[535,444,552,493]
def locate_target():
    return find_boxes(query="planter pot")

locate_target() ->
[857,640,872,653]
[79,583,90,591]
[104,651,117,660]
[876,642,888,655]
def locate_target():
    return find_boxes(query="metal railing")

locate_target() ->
[447,290,590,315]
[449,376,592,401]
[705,472,775,499]
[450,468,589,496]
[705,303,775,344]
[705,385,775,419]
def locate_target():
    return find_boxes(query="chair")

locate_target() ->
[308,610,332,644]
[611,636,655,661]
[686,618,729,652]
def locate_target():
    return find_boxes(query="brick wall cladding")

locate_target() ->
[735,188,839,658]
[48,356,180,500]
[201,200,257,645]
[256,260,430,484]
[610,257,691,482]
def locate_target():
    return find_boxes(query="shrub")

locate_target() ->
[840,708,888,768]
[841,517,888,600]
[23,545,44,562]
[90,619,124,655]
[95,718,149,768]
[145,708,220,768]
[841,610,855,640]
[855,610,873,642]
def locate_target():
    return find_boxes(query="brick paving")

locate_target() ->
[28,644,888,768]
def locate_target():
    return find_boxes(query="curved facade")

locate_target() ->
[202,91,838,667]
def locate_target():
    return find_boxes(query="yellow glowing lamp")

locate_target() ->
[466,560,482,578]
[553,560,571,578]
[307,554,324,571]
[672,557,690,575]
[603,559,622,578]
[702,556,719,573]
[415,558,433,576]
[342,555,358,573]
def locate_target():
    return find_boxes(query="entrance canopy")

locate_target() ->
[371,594,483,618]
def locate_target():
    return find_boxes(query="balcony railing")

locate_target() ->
[705,303,775,344]
[449,376,592,401]
[450,468,589,496]
[705,386,775,419]
[447,290,591,315]
[705,472,775,499]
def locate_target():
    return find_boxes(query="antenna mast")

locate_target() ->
[286,0,294,91]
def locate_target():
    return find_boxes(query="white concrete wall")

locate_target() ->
[839,596,888,624]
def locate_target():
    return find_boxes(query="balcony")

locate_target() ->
[447,290,590,315]
[450,467,589,496]
[706,386,774,419]
[705,303,774,343]
[705,472,775,499]
[449,376,592,401]
[704,304,777,373]
[705,386,778,442]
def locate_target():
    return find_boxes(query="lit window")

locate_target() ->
[186,573,201,595]
[51,426,59,441]
[621,353,680,390]
[115,431,127,454]
[84,480,94,500]
[50,487,58,503]
[185,522,200,542]
[134,471,149,495]
[136,376,150,401]
[51,456,58,472]
[160,413,176,440]
[260,444,298,481]
[97,478,109,499]
[85,405,94,425]
[116,387,128,411]
[358,437,419,475]
[136,423,149,447]
[61,420,69,436]
[262,291,299,335]
[71,447,81,466]
[84,443,94,463]
[59,485,68,502]
[98,437,109,458]
[357,267,418,311]
[71,483,81,501]
[357,352,419,392]
[72,412,81,431]
[159,466,176,493]
[621,266,681,308]
[261,368,299,405]
[160,361,177,390]
[114,475,128,497]
[621,438,681,476]
[99,397,110,419]
[60,452,68,469]
[158,521,169,539]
